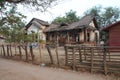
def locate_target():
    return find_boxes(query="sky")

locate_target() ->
[17,0,120,23]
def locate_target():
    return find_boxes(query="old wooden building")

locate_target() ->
[25,18,49,42]
[45,14,99,45]
[103,21,120,46]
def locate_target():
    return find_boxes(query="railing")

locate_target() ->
[64,45,120,75]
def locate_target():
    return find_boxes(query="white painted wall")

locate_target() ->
[27,24,47,41]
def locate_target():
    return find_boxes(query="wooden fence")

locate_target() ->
[64,45,120,75]
[0,43,120,75]
[0,43,61,66]
[0,44,35,63]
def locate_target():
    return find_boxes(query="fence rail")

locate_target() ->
[0,44,120,75]
[64,45,120,75]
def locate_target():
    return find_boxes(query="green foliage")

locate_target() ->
[0,0,62,12]
[84,6,120,42]
[84,5,120,29]
[0,3,26,43]
[52,10,80,24]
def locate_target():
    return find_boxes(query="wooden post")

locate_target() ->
[103,47,107,75]
[72,47,76,70]
[78,46,82,62]
[38,44,42,63]
[2,45,5,56]
[30,45,34,63]
[90,47,94,73]
[46,45,53,64]
[55,43,59,67]
[18,46,22,60]
[25,45,28,61]
[67,31,70,43]
[64,45,68,65]
[9,45,12,57]
[84,28,87,42]
[7,45,9,57]
[1,49,2,56]
[14,44,17,54]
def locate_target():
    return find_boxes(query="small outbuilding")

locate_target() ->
[103,21,120,46]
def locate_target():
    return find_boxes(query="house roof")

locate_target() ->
[102,21,120,31]
[45,14,97,32]
[44,23,59,32]
[25,18,49,30]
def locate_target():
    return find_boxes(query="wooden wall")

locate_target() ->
[109,24,120,46]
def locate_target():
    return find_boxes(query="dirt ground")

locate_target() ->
[0,57,116,80]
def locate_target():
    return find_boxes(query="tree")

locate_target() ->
[84,6,120,29]
[0,0,63,12]
[0,3,26,43]
[84,6,120,42]
[52,10,80,24]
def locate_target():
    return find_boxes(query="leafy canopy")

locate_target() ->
[0,0,64,12]
[84,5,120,29]
[52,10,80,24]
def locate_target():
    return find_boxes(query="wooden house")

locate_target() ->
[45,14,99,45]
[103,21,120,46]
[25,18,49,42]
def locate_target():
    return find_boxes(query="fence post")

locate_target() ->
[25,45,28,61]
[9,45,12,57]
[78,46,82,62]
[55,43,59,67]
[72,46,76,70]
[7,45,9,57]
[90,47,94,73]
[2,45,5,56]
[103,47,107,75]
[46,45,54,64]
[18,45,22,60]
[38,44,42,63]
[30,45,34,63]
[64,45,68,65]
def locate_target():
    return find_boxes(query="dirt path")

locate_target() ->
[0,58,110,80]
